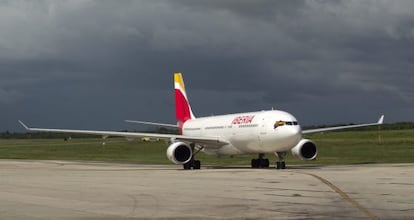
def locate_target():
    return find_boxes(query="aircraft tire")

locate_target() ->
[276,161,286,169]
[194,160,201,169]
[262,159,270,168]
[183,162,191,170]
[251,159,259,168]
[281,161,286,169]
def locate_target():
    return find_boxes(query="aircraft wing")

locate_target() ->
[302,115,384,135]
[125,120,178,128]
[18,121,228,148]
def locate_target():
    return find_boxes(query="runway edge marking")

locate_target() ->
[293,171,379,220]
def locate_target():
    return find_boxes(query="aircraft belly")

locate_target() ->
[216,134,296,155]
[216,144,243,155]
[260,133,301,152]
[223,134,262,154]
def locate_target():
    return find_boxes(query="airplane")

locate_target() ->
[19,72,384,170]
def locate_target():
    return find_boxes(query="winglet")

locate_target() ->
[378,115,384,124]
[18,120,30,131]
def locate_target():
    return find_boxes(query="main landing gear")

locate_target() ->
[251,153,270,168]
[250,152,287,169]
[183,144,202,170]
[183,158,201,170]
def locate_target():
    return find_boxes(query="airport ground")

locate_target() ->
[0,129,413,219]
[0,160,413,219]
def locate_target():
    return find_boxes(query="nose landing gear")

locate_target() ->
[275,152,287,169]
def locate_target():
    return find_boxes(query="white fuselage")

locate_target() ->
[182,110,302,155]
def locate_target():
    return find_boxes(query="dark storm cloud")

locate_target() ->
[0,0,413,131]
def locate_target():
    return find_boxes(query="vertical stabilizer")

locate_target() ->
[174,73,195,124]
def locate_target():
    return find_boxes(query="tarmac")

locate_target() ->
[0,160,413,219]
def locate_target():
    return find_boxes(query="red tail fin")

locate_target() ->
[174,73,195,125]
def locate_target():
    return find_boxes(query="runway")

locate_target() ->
[0,160,413,219]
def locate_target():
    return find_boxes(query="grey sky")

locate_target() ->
[1,0,413,132]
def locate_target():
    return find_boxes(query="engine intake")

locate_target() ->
[291,139,318,160]
[166,142,193,164]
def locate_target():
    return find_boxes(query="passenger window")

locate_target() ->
[286,122,293,125]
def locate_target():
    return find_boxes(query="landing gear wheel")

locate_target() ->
[276,161,286,169]
[183,159,201,170]
[251,159,259,168]
[262,159,270,168]
[182,143,202,170]
[251,159,255,168]
[251,154,270,168]
[275,152,287,170]
[194,160,201,169]
[183,162,192,170]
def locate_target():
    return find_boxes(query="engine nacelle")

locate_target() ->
[166,142,193,164]
[291,139,318,161]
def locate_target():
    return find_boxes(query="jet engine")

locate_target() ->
[166,142,193,164]
[291,139,318,160]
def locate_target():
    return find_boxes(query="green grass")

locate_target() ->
[0,129,413,166]
[305,129,414,164]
